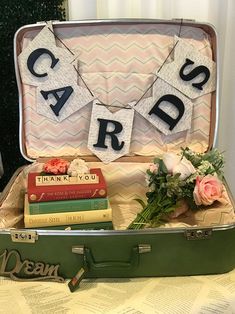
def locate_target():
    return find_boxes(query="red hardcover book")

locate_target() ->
[27,168,107,203]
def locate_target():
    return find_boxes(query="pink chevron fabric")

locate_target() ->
[20,23,214,159]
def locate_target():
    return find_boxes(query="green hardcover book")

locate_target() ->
[29,197,109,215]
[26,221,114,230]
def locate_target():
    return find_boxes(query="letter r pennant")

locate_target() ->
[88,102,134,163]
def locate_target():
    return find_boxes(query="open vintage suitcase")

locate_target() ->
[1,18,235,290]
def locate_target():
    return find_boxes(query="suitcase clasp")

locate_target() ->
[184,228,212,240]
[10,230,38,243]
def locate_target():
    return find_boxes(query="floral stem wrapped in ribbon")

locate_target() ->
[128,148,227,230]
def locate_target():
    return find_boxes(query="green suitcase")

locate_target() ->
[1,19,234,291]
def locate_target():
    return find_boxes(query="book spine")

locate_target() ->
[24,208,112,228]
[29,198,108,215]
[28,187,107,203]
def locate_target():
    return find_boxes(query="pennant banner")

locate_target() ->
[17,24,217,162]
[88,102,134,163]
[158,38,216,99]
[130,78,193,135]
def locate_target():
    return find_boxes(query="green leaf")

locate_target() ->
[159,160,168,174]
[154,157,161,164]
[146,169,152,176]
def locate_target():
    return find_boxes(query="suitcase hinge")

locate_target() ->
[72,245,84,255]
[172,18,196,23]
[10,230,38,243]
[138,244,151,253]
[36,20,60,25]
[184,229,212,240]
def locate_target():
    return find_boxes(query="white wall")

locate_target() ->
[68,0,235,195]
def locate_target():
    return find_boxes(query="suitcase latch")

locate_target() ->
[10,230,38,243]
[184,229,212,240]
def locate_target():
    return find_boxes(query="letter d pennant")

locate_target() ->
[88,102,134,163]
[129,78,193,135]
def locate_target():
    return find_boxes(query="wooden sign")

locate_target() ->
[0,249,64,283]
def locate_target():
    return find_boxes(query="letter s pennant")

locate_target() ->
[88,102,134,163]
[158,38,216,99]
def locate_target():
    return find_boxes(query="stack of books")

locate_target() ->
[24,168,113,230]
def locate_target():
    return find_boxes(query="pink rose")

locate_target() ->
[43,158,70,175]
[193,175,225,206]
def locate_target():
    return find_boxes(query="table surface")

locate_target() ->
[1,269,235,313]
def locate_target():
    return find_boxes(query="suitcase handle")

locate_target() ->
[85,246,139,270]
[69,244,151,292]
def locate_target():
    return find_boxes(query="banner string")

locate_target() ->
[73,66,94,97]
[95,102,132,110]
[46,19,184,110]
[46,23,75,56]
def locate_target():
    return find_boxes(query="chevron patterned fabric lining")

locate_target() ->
[20,23,213,159]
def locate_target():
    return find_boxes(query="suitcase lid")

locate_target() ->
[14,19,218,163]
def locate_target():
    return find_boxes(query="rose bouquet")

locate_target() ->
[128,147,228,230]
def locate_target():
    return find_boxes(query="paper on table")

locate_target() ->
[113,273,235,314]
[1,271,235,313]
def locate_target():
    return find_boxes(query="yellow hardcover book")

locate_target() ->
[24,195,112,228]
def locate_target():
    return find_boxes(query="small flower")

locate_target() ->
[43,158,70,175]
[67,158,89,177]
[163,152,196,180]
[173,157,196,180]
[163,152,181,173]
[149,163,158,174]
[193,175,226,206]
[198,160,214,175]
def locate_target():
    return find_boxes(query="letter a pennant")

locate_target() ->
[88,102,134,163]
